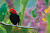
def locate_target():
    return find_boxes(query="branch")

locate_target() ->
[43,11,47,15]
[0,21,37,29]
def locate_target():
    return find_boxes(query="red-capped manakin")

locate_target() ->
[9,8,20,25]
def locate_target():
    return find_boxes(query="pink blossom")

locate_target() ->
[39,31,44,33]
[28,8,32,12]
[8,3,10,5]
[30,16,33,20]
[23,19,28,23]
[24,11,28,16]
[31,20,35,23]
[40,22,46,30]
[26,15,31,18]
[13,6,15,8]
[38,0,45,5]
[36,1,40,5]
[25,8,27,11]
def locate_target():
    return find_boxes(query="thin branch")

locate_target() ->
[0,21,37,29]
[43,11,47,15]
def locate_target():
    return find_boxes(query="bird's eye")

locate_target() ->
[11,10,13,12]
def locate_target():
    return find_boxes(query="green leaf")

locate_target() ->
[45,0,49,5]
[2,26,12,33]
[0,3,7,22]
[21,28,29,33]
[12,28,30,33]
[46,14,50,33]
[32,9,37,17]
[0,26,7,33]
[46,14,50,24]
[19,0,29,26]
[13,0,20,12]
[0,19,12,33]
[0,21,12,33]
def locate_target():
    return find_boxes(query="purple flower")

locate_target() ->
[13,6,15,8]
[28,8,32,12]
[31,20,35,23]
[39,22,46,30]
[36,1,40,5]
[24,11,28,16]
[30,16,33,20]
[39,31,44,33]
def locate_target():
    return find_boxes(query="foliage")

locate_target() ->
[0,0,49,33]
[19,0,29,26]
[45,0,49,5]
[12,28,30,33]
[0,26,7,33]
[46,14,50,33]
[32,9,37,17]
[0,19,12,33]
[0,3,7,22]
[2,26,12,33]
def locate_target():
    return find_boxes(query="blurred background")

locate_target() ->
[0,0,50,33]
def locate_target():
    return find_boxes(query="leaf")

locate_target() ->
[46,14,50,24]
[2,26,12,33]
[0,19,12,33]
[21,28,29,33]
[12,28,30,33]
[18,0,29,33]
[32,9,37,17]
[19,0,29,26]
[13,0,20,12]
[0,3,7,22]
[2,19,12,33]
[46,14,50,33]
[0,26,7,33]
[45,0,49,5]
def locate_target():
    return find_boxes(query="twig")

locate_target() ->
[43,11,47,15]
[0,21,37,29]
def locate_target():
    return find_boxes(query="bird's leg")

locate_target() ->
[11,23,13,24]
[16,22,19,25]
[15,22,21,29]
[17,22,18,25]
[14,23,18,29]
[17,22,21,29]
[18,22,19,25]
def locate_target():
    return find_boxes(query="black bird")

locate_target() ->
[9,8,20,25]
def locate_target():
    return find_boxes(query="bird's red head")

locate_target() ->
[9,8,17,14]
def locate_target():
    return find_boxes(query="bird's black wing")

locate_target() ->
[16,15,20,22]
[9,14,20,25]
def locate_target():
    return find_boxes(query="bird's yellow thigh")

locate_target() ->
[16,22,18,25]
[11,23,13,24]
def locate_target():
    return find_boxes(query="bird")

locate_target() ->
[9,8,20,25]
